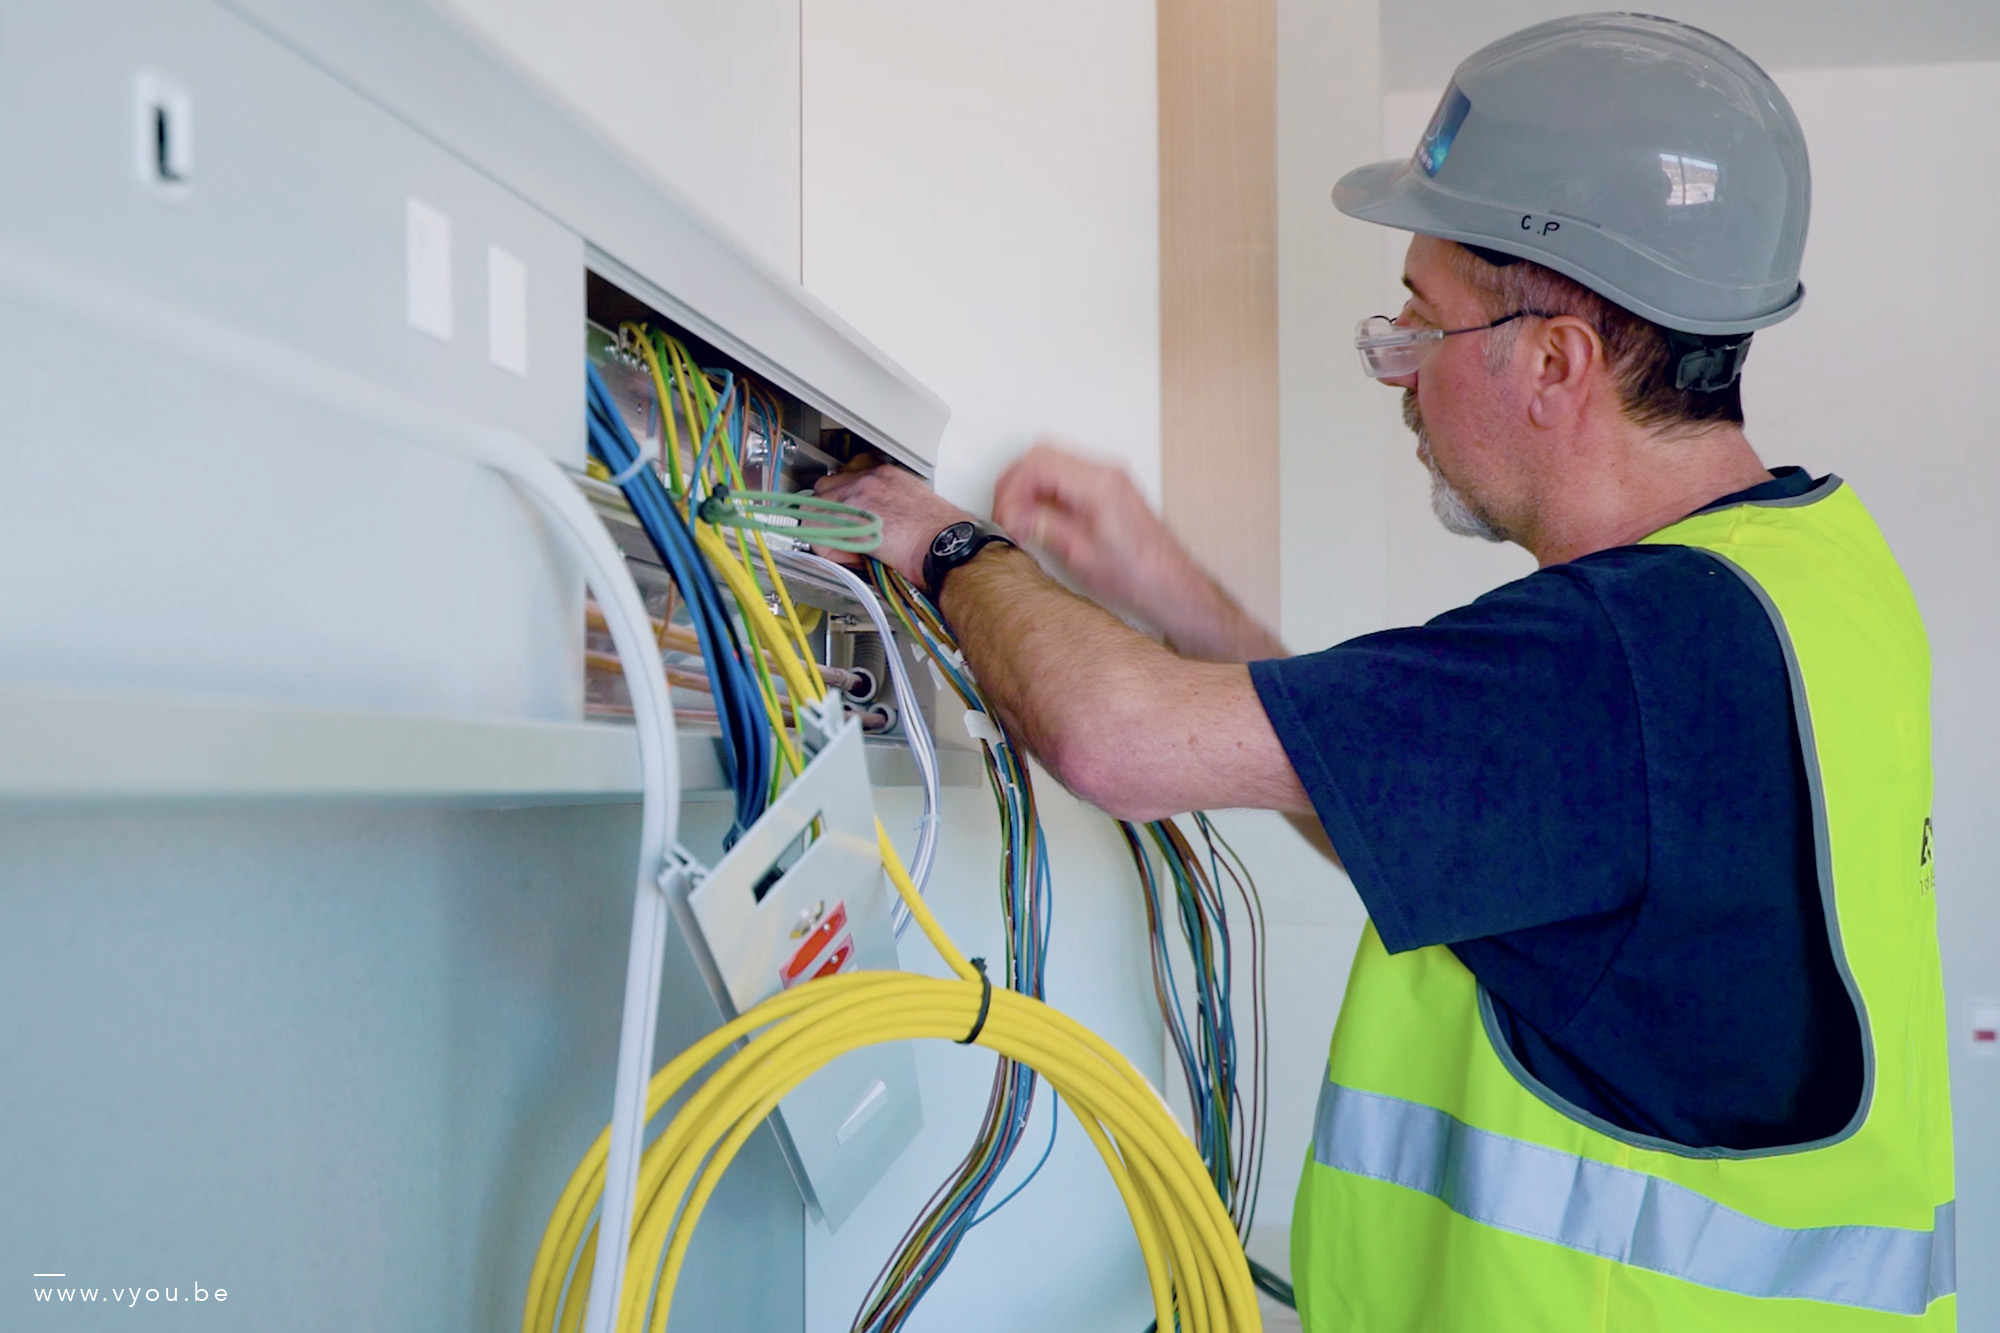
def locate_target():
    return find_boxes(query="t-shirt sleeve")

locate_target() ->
[1249,568,1648,953]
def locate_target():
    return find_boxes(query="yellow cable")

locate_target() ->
[521,826,1260,1333]
[671,342,722,473]
[733,597,805,779]
[692,525,811,779]
[695,526,825,708]
[620,323,686,497]
[626,325,825,705]
[706,396,823,681]
[746,527,821,690]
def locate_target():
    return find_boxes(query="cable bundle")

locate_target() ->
[586,362,771,838]
[699,485,883,552]
[1125,816,1295,1312]
[1123,818,1269,1230]
[848,566,1056,1331]
[585,330,881,838]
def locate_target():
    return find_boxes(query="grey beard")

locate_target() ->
[1404,391,1507,544]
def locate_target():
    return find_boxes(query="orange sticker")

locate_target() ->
[781,902,849,988]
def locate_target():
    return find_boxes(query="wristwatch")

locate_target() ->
[922,519,1015,602]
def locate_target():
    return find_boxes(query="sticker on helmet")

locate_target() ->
[1416,84,1471,178]
[1659,152,1719,206]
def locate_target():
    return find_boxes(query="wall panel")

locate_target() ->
[801,3,1165,1327]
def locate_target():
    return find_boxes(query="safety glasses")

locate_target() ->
[1354,310,1544,379]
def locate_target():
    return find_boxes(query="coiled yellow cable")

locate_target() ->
[521,812,1261,1333]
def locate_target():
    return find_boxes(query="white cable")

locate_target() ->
[780,551,940,936]
[0,239,677,1333]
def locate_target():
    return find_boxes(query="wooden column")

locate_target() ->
[1158,0,1281,630]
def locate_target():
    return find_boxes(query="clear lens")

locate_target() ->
[1354,316,1441,379]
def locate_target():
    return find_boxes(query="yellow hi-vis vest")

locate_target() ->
[1291,477,1955,1331]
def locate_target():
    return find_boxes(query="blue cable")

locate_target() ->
[967,1087,1060,1228]
[854,566,1063,1331]
[585,362,770,836]
[690,370,735,503]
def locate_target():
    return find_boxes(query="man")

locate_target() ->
[821,14,1954,1330]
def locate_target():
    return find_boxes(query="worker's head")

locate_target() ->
[1333,13,1810,542]
[1381,235,1754,544]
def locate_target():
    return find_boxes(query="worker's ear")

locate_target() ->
[1524,316,1605,429]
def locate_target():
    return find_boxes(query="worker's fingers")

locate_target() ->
[993,441,1114,533]
[814,461,974,584]
[993,438,1213,634]
[996,440,1163,598]
[994,448,1109,571]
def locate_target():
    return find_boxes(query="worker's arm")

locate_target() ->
[989,443,1286,663]
[815,457,1316,826]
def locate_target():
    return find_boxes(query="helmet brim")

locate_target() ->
[1333,156,1566,276]
[1332,158,1426,229]
[1331,158,1804,336]
[1333,156,1577,278]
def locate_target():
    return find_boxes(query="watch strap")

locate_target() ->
[923,520,1015,602]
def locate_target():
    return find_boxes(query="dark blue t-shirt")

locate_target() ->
[1251,469,1864,1150]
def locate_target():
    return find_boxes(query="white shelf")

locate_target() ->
[0,684,975,804]
[0,684,642,805]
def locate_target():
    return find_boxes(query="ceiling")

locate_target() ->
[1383,0,2000,93]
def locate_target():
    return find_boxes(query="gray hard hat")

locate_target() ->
[1335,13,1809,336]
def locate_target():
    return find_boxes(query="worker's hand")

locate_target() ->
[992,441,1204,629]
[814,457,976,585]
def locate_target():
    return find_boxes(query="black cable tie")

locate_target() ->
[957,956,992,1045]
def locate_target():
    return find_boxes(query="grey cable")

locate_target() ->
[780,551,941,937]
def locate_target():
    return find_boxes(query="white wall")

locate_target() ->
[1382,62,2000,1329]
[435,0,803,280]
[801,1,1163,513]
[799,4,1165,1329]
[1754,62,2000,1328]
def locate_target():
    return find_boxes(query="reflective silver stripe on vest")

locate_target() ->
[1313,1081,1957,1315]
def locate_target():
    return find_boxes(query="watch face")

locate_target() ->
[931,521,977,558]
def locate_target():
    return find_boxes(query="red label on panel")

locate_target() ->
[810,936,855,981]
[780,902,848,988]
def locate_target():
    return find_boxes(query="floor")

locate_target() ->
[1248,1225,1302,1332]
[1256,1291,1305,1332]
